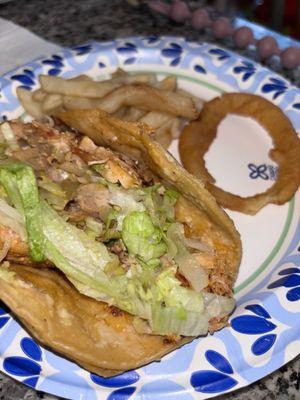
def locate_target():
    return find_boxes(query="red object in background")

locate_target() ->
[255,0,299,39]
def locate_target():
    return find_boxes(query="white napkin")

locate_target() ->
[0,17,62,75]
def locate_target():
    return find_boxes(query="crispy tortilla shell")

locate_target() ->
[57,109,242,292]
[0,264,191,376]
[179,93,300,215]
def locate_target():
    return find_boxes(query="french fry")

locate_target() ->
[39,75,119,98]
[17,88,44,120]
[169,118,182,139]
[112,74,157,85]
[112,68,157,85]
[139,111,171,128]
[40,74,158,99]
[153,119,173,149]
[113,107,129,119]
[63,96,102,110]
[176,88,204,112]
[95,85,199,119]
[122,107,146,121]
[155,76,177,91]
[42,94,63,113]
[32,89,47,102]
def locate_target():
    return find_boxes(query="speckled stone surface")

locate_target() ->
[0,1,299,399]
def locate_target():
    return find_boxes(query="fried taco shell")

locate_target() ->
[0,264,191,376]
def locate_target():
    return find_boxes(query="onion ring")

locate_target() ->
[179,93,300,215]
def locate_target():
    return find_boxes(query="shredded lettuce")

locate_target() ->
[142,185,179,230]
[0,162,235,337]
[85,217,103,239]
[122,211,167,264]
[108,185,145,228]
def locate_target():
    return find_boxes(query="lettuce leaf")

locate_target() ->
[0,164,45,262]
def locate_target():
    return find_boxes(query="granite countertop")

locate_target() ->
[0,0,299,399]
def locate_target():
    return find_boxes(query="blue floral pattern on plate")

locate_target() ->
[233,61,256,81]
[191,350,238,393]
[262,77,288,99]
[0,36,299,400]
[3,337,42,388]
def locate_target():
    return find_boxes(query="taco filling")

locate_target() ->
[0,114,240,339]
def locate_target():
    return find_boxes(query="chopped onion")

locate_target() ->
[0,123,19,151]
[0,198,26,240]
[186,238,212,253]
[203,292,235,318]
[176,253,209,292]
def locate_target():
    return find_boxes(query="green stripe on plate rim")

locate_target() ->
[234,197,295,293]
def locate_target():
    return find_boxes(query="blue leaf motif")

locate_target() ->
[0,316,10,329]
[286,287,300,301]
[21,338,42,362]
[23,376,39,388]
[208,48,230,60]
[205,351,233,374]
[194,65,206,74]
[107,386,136,400]
[292,103,300,109]
[161,43,182,58]
[231,315,276,334]
[52,55,63,61]
[270,77,286,86]
[233,62,256,81]
[48,68,61,76]
[242,72,253,81]
[245,304,271,319]
[3,356,41,377]
[251,334,276,355]
[161,49,181,58]
[147,36,159,44]
[124,57,137,65]
[170,57,181,67]
[279,267,300,275]
[262,78,287,100]
[268,274,300,289]
[98,62,106,68]
[191,371,238,393]
[23,69,34,78]
[11,74,35,86]
[72,44,92,55]
[42,59,64,68]
[117,43,137,54]
[90,370,139,388]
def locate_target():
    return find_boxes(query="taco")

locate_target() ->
[0,109,241,376]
